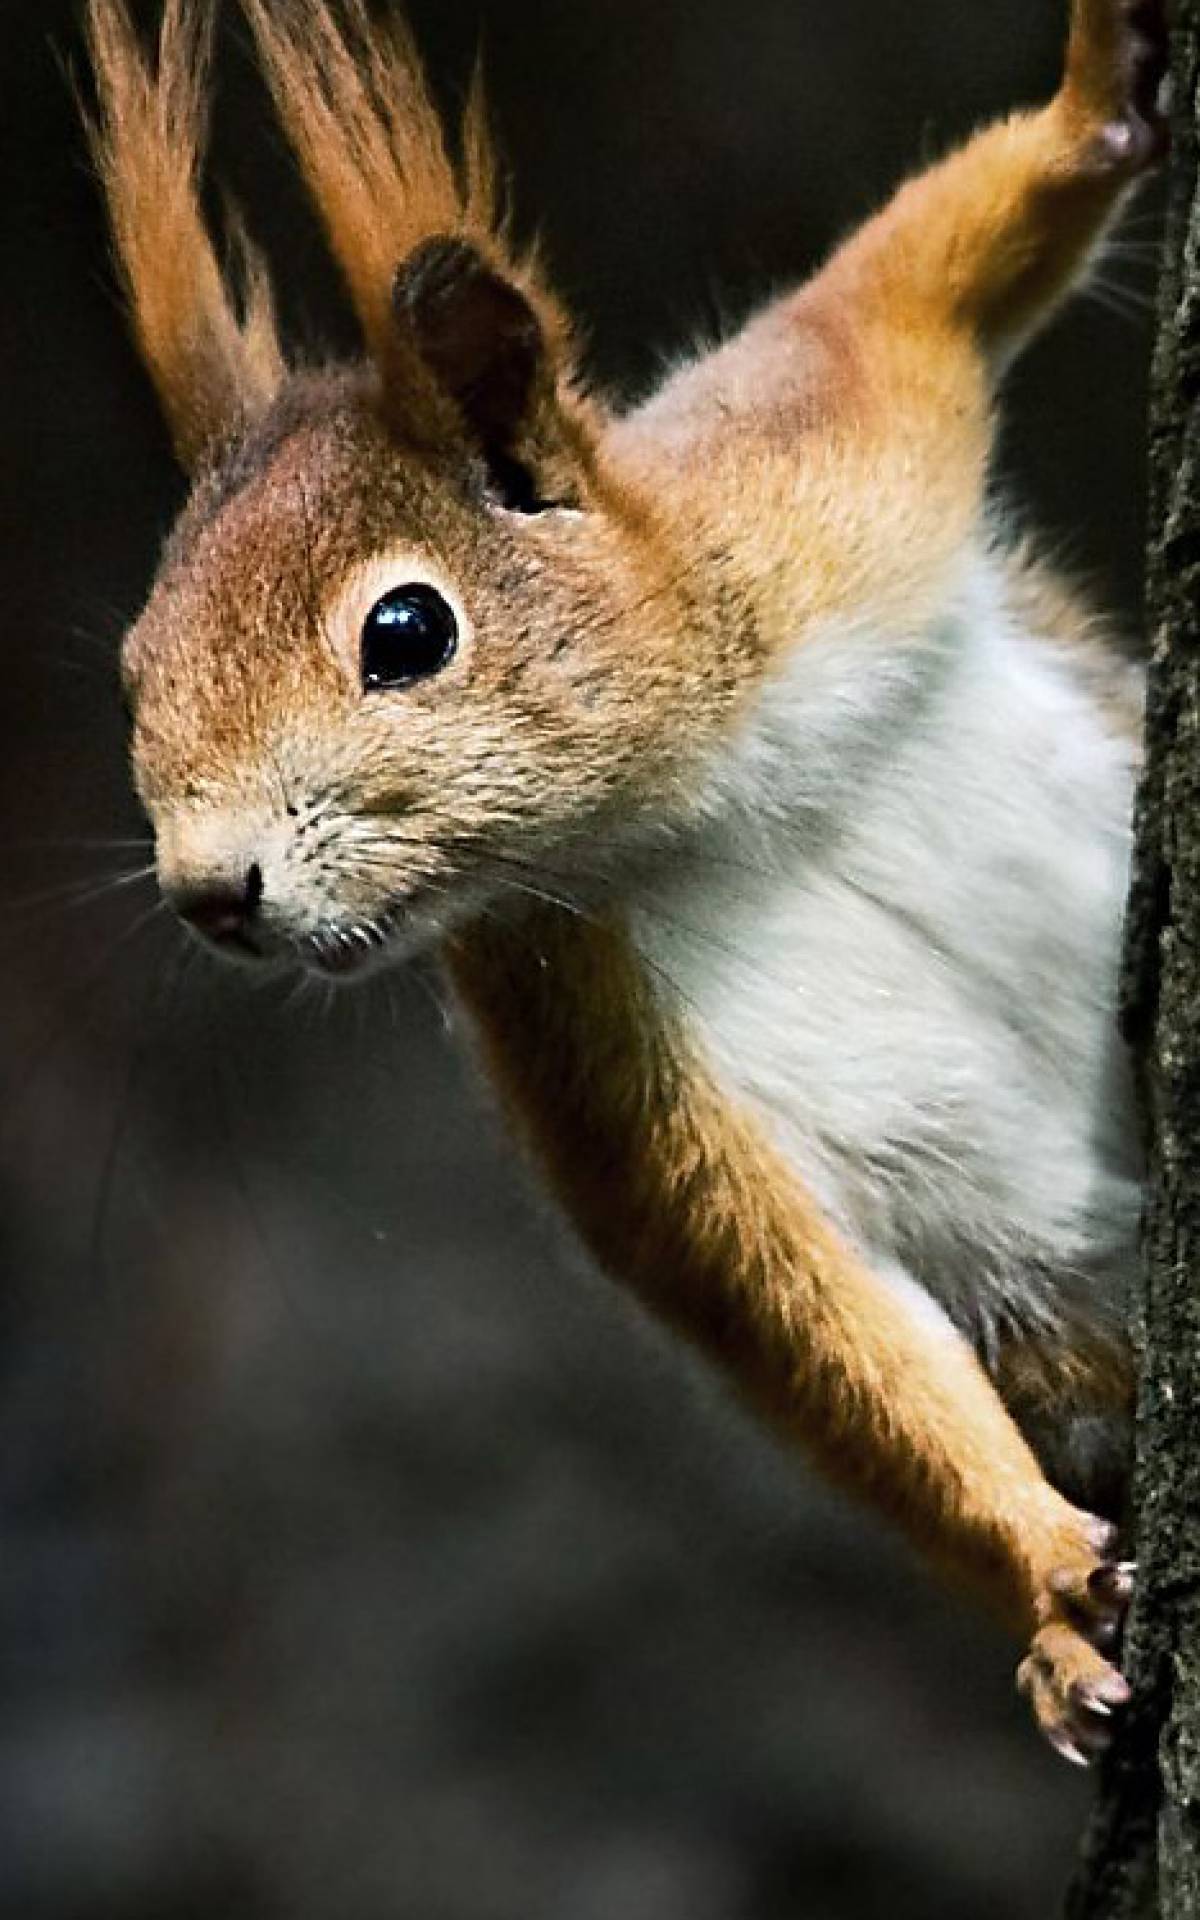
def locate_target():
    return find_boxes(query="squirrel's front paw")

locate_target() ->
[1068,0,1169,173]
[1016,1528,1134,1766]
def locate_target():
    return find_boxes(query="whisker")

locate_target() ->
[400,957,453,1031]
[1086,271,1157,308]
[88,932,188,1294]
[12,836,152,852]
[1096,240,1163,264]
[2,863,157,930]
[209,995,319,1338]
[1081,281,1156,327]
[1110,206,1165,235]
[2,897,170,1155]
[288,816,820,1018]
[466,859,709,1020]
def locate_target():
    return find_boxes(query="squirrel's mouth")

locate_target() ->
[298,891,447,978]
[302,918,397,978]
[295,872,501,979]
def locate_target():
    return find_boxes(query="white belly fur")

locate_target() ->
[626,547,1142,1366]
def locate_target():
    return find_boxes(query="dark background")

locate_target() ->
[0,2,1158,1916]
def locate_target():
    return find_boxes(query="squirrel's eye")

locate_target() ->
[361,584,458,692]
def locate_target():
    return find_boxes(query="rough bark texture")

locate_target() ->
[1067,7,1200,1915]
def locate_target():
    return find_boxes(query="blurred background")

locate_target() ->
[0,2,1158,1916]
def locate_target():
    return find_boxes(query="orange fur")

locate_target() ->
[818,0,1160,367]
[239,0,579,408]
[618,0,1159,657]
[91,0,1161,1764]
[450,908,1119,1632]
[84,0,284,467]
[820,110,1130,367]
[241,0,494,364]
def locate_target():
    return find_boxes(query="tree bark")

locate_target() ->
[1066,7,1200,1915]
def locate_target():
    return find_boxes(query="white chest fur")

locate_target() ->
[626,552,1142,1357]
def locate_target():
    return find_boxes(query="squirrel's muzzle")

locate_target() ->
[166,861,265,958]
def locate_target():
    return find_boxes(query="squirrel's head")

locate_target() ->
[89,0,713,976]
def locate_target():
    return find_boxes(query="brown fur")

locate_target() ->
[241,0,497,364]
[92,0,1161,1762]
[239,0,594,477]
[450,909,1121,1630]
[84,0,284,467]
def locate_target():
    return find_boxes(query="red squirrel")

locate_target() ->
[85,0,1165,1765]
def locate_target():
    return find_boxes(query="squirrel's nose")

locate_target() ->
[169,861,264,947]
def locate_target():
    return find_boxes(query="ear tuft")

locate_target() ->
[240,2,600,501]
[84,0,283,470]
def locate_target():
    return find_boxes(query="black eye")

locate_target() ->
[361,584,459,692]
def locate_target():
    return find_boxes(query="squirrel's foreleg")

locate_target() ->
[452,913,1134,1767]
[629,2,1170,644]
[820,0,1167,366]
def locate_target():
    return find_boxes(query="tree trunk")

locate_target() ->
[1066,7,1200,1915]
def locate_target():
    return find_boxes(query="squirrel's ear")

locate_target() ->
[393,238,592,510]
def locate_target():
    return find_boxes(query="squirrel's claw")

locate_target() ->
[1018,1622,1132,1765]
[1018,1550,1135,1765]
[1086,1557,1137,1610]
